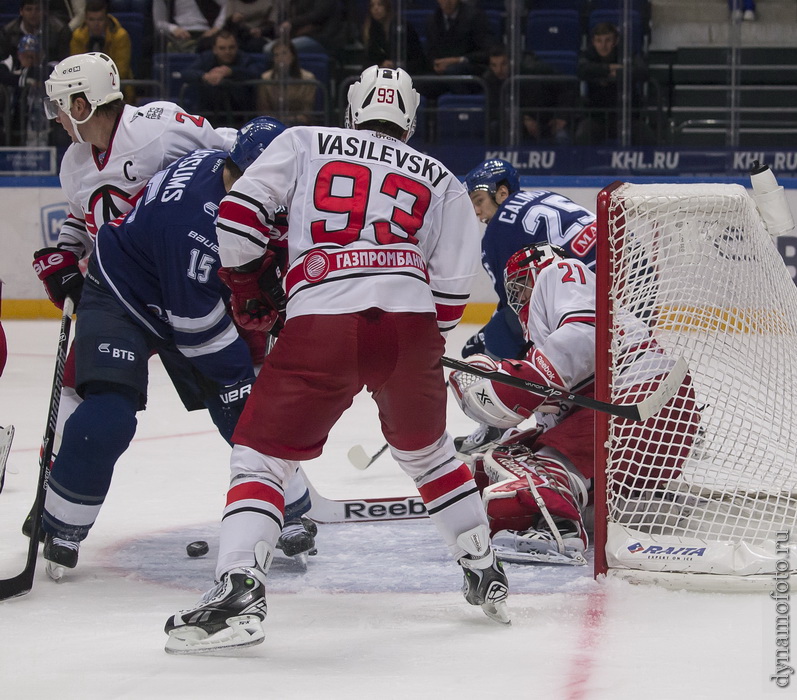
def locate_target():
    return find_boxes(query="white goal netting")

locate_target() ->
[596,182,797,588]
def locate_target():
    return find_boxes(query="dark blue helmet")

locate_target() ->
[230,117,287,171]
[464,159,520,197]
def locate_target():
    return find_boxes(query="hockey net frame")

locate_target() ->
[594,181,797,591]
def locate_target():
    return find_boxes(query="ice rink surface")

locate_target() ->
[0,320,783,699]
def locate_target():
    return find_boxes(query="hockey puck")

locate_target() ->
[186,540,209,558]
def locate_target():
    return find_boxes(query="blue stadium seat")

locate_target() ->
[530,0,586,12]
[403,9,432,45]
[113,12,146,76]
[588,0,649,13]
[153,53,197,102]
[535,50,579,76]
[484,9,504,42]
[525,10,583,54]
[297,52,329,91]
[435,94,486,144]
[109,0,151,14]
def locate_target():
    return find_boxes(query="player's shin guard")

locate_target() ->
[167,449,278,657]
[216,445,295,577]
[42,389,137,548]
[392,433,510,623]
[22,386,84,543]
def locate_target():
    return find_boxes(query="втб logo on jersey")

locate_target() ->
[98,342,135,361]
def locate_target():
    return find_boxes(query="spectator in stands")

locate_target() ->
[423,0,496,97]
[222,0,277,54]
[152,0,226,53]
[256,38,317,125]
[49,0,86,33]
[268,0,344,61]
[69,0,134,101]
[520,53,578,146]
[362,0,427,76]
[575,22,654,146]
[1,0,71,64]
[729,0,756,22]
[482,45,576,145]
[0,34,49,146]
[482,44,509,142]
[182,28,260,126]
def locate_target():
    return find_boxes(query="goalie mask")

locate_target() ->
[230,116,287,171]
[504,243,567,314]
[345,65,419,141]
[44,52,123,123]
[464,159,520,198]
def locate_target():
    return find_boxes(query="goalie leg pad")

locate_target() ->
[481,446,583,534]
[482,447,589,564]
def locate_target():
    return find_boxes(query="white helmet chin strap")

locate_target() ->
[65,99,97,145]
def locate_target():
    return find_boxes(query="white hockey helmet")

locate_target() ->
[345,65,420,141]
[44,52,123,123]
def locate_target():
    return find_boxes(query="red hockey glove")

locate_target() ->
[32,247,84,310]
[218,250,286,334]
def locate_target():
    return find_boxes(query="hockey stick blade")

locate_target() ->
[347,443,388,470]
[301,466,428,524]
[441,356,689,422]
[0,425,14,494]
[0,298,74,601]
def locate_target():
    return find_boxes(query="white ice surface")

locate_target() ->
[0,320,781,699]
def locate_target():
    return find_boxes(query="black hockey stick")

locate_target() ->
[0,297,74,601]
[441,355,689,422]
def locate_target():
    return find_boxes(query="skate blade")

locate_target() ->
[293,552,309,570]
[495,546,587,566]
[482,600,512,625]
[45,561,66,582]
[165,615,265,655]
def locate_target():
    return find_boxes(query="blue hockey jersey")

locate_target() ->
[482,189,597,306]
[91,148,252,388]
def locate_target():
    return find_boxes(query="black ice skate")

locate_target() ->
[457,525,511,625]
[165,567,268,655]
[43,534,79,582]
[454,424,503,458]
[276,517,317,567]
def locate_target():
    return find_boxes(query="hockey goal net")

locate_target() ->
[594,181,797,590]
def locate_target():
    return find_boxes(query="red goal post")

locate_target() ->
[594,180,797,591]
